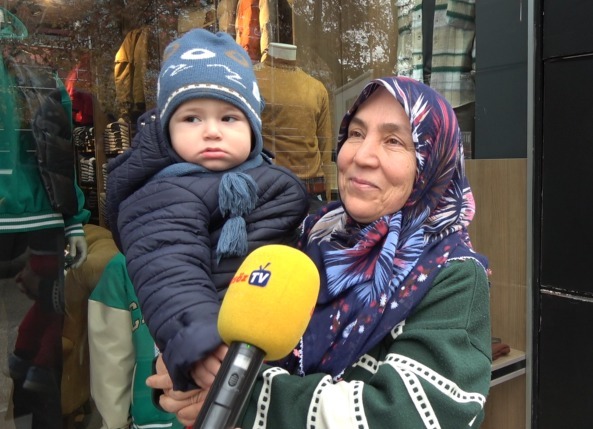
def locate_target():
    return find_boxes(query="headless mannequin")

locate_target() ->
[254,42,333,212]
[260,42,297,68]
[267,42,296,62]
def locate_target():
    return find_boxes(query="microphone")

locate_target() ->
[194,244,320,429]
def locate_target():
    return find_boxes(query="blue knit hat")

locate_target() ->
[157,29,263,161]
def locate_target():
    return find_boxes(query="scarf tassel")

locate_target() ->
[217,172,258,260]
[217,216,248,258]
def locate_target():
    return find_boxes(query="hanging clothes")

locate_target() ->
[114,26,159,122]
[235,0,261,62]
[395,0,475,108]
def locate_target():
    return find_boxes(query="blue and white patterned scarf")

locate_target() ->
[277,76,488,378]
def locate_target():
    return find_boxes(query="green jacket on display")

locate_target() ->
[0,42,89,235]
[88,252,184,429]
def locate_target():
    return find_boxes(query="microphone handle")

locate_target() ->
[194,342,266,429]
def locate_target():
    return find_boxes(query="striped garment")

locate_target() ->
[395,0,476,108]
[0,59,88,236]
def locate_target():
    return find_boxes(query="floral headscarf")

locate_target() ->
[280,76,488,379]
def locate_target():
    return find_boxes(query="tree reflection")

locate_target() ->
[292,0,397,87]
[3,0,398,117]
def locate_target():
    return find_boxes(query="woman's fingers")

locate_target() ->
[157,388,207,426]
[176,400,204,426]
[191,344,229,389]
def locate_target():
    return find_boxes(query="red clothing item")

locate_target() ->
[235,0,261,62]
[14,301,62,368]
[28,253,59,278]
[71,90,94,126]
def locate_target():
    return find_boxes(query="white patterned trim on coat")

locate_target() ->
[307,376,368,429]
[253,366,288,428]
[386,353,486,427]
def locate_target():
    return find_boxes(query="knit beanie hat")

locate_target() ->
[157,29,264,161]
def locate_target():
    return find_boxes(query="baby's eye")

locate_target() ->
[222,115,239,122]
[184,116,201,123]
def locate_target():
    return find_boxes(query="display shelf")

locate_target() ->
[490,348,526,387]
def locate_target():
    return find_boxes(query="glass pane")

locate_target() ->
[0,1,486,427]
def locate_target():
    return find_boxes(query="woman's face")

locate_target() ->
[337,86,417,224]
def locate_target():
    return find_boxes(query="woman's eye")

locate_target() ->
[348,129,363,139]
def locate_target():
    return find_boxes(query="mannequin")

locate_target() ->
[267,42,296,61]
[1,22,90,427]
[254,43,333,212]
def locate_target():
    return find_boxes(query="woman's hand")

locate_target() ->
[147,354,207,426]
[146,353,173,393]
[159,386,208,427]
[190,343,228,390]
[147,346,229,426]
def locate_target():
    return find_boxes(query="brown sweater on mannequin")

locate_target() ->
[254,43,333,194]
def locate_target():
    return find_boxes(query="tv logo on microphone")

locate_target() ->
[248,263,271,287]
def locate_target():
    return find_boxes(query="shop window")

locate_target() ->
[0,2,498,427]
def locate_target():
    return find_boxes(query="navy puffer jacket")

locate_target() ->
[106,110,309,390]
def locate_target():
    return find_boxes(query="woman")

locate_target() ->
[151,76,492,429]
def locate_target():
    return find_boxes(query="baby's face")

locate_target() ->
[169,98,252,171]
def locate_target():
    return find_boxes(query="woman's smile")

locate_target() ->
[349,176,378,190]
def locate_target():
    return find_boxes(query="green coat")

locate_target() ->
[240,259,491,429]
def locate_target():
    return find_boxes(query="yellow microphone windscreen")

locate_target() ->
[218,244,320,361]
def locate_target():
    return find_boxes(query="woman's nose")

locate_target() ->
[352,135,379,167]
